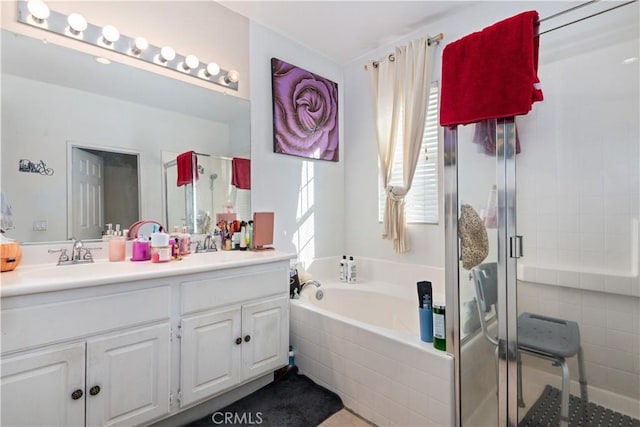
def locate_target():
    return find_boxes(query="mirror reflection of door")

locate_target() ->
[70,147,140,240]
[72,148,104,240]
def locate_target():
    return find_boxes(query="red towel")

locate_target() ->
[232,157,250,190]
[440,11,544,126]
[177,151,197,187]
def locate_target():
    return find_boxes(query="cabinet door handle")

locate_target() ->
[235,337,242,345]
[89,385,101,396]
[71,389,83,400]
[244,335,251,343]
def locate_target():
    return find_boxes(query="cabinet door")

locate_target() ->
[180,306,242,407]
[1,343,85,427]
[241,296,289,381]
[85,323,171,427]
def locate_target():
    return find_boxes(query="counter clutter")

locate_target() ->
[0,248,294,297]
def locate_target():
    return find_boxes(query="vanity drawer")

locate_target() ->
[181,265,288,315]
[1,286,170,354]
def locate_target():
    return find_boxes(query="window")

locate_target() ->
[378,83,439,224]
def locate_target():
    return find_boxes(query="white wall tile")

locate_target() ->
[580,213,605,233]
[606,330,637,352]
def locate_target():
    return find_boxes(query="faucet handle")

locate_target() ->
[83,247,101,261]
[48,248,70,264]
[194,241,203,253]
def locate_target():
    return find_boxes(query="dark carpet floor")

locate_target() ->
[519,385,640,427]
[184,366,344,427]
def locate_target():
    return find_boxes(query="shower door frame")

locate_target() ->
[444,117,519,426]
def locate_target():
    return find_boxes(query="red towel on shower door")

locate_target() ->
[440,10,544,126]
[232,157,251,190]
[177,151,197,187]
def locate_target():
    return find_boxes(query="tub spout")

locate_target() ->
[300,280,321,292]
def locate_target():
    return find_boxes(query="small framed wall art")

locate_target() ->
[271,58,339,162]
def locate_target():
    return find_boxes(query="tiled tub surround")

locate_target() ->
[290,258,454,426]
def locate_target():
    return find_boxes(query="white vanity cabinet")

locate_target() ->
[178,265,290,408]
[179,296,288,407]
[1,286,172,427]
[85,323,171,426]
[1,324,170,427]
[1,342,86,426]
[0,251,293,427]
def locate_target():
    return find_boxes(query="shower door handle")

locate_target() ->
[510,235,523,259]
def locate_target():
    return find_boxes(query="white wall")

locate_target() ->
[249,22,344,264]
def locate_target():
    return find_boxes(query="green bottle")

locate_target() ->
[433,303,446,351]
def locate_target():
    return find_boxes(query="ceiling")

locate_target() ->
[219,1,475,65]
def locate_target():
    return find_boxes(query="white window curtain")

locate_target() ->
[368,37,436,253]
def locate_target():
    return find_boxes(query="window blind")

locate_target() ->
[378,84,439,224]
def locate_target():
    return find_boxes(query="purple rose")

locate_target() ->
[272,58,339,161]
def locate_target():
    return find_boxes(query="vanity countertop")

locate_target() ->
[0,250,295,298]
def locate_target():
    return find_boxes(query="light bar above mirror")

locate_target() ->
[17,0,240,91]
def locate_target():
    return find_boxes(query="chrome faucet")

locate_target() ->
[300,280,321,292]
[71,239,84,261]
[297,280,323,300]
[195,234,217,253]
[49,238,100,265]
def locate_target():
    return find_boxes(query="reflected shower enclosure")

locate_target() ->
[163,152,250,234]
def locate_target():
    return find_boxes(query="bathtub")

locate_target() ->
[290,259,455,426]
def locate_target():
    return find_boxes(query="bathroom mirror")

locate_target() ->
[0,29,250,243]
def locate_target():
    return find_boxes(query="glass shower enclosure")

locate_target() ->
[447,3,639,426]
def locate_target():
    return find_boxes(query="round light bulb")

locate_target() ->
[184,55,199,71]
[132,37,148,55]
[160,46,176,63]
[67,13,87,34]
[27,0,50,22]
[205,62,220,77]
[102,25,120,44]
[226,70,240,83]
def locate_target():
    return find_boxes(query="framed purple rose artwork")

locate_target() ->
[271,58,339,162]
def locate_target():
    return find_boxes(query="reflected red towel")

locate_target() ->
[177,151,197,187]
[440,11,544,126]
[232,157,251,190]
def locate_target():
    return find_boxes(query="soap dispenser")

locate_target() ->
[102,223,114,241]
[108,224,126,262]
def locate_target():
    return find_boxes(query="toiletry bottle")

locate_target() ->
[433,302,446,351]
[247,221,254,249]
[170,226,179,258]
[108,226,126,262]
[225,230,232,250]
[340,255,347,282]
[288,346,295,366]
[180,226,191,256]
[239,224,247,251]
[347,256,357,283]
[232,230,240,250]
[417,281,433,343]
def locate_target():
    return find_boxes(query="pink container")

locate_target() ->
[131,239,151,261]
